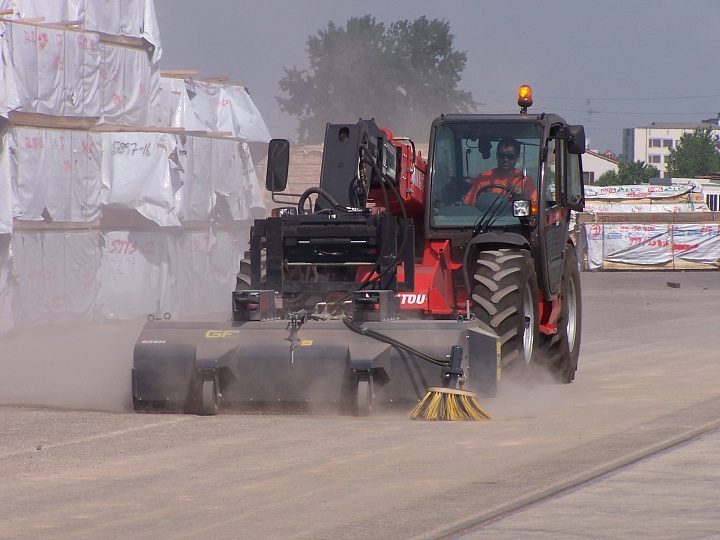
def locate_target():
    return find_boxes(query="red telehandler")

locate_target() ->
[133,86,585,415]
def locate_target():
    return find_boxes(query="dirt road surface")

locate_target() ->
[1,271,718,539]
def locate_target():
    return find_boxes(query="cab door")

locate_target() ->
[540,126,585,297]
[540,134,567,296]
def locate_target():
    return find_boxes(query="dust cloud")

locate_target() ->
[0,312,574,420]
[483,362,575,421]
[0,319,145,413]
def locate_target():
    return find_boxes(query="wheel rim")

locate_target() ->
[522,281,535,364]
[565,277,578,352]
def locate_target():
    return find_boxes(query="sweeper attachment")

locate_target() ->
[133,87,586,418]
[133,294,499,417]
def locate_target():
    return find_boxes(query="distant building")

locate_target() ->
[582,150,619,185]
[623,116,720,177]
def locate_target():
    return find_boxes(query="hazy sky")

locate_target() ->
[154,0,720,154]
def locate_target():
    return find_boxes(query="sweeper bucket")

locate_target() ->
[132,318,499,416]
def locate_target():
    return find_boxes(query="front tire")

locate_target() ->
[236,250,265,290]
[470,249,539,374]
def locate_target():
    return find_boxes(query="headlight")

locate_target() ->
[513,199,531,217]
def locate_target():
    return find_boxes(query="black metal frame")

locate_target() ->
[250,213,415,296]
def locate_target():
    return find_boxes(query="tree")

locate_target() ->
[594,161,659,186]
[665,128,720,178]
[277,16,476,143]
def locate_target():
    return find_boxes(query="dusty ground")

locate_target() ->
[0,271,718,539]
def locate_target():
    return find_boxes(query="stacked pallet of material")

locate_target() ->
[576,184,720,271]
[0,1,272,334]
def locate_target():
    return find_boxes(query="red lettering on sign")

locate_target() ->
[81,139,96,153]
[673,244,699,251]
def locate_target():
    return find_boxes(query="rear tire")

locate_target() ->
[539,247,582,383]
[470,249,539,375]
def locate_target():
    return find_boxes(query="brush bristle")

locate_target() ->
[409,387,490,421]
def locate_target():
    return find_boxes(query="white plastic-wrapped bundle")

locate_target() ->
[100,131,179,226]
[0,234,12,334]
[0,0,162,62]
[12,127,101,222]
[97,42,158,126]
[8,22,102,118]
[10,230,101,325]
[100,229,173,319]
[0,130,16,233]
[149,77,271,143]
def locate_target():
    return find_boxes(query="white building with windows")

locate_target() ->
[582,150,618,185]
[623,117,720,177]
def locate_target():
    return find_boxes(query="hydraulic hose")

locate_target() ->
[341,316,449,367]
[355,145,410,290]
[297,186,367,215]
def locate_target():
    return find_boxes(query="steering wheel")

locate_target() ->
[472,183,519,212]
[474,183,514,196]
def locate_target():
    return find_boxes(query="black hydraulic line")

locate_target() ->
[355,148,410,290]
[341,316,449,367]
[296,186,367,215]
[324,143,412,310]
[358,150,393,281]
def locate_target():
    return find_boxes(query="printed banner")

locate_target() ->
[584,202,709,213]
[672,224,720,265]
[585,223,720,269]
[585,184,695,200]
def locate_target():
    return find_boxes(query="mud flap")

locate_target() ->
[467,326,499,397]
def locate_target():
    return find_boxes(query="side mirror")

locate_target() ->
[566,125,586,155]
[265,139,290,192]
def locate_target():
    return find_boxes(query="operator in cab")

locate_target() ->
[463,138,537,206]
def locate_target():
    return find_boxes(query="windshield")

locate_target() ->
[430,121,542,228]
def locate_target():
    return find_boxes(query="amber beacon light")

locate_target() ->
[518,84,533,113]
